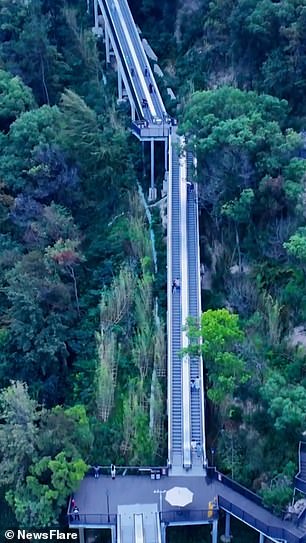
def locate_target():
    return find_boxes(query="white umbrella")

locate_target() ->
[165,486,193,507]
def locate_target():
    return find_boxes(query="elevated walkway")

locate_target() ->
[69,472,306,542]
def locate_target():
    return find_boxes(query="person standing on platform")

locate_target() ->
[73,505,80,521]
[111,464,116,480]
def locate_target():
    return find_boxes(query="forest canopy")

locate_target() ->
[0,0,306,528]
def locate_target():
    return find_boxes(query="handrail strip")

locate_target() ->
[179,138,191,469]
[167,133,173,466]
[111,0,157,117]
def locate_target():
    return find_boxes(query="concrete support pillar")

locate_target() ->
[94,0,99,30]
[221,512,231,542]
[131,102,136,121]
[160,522,167,543]
[151,139,154,190]
[259,534,265,543]
[118,67,123,101]
[105,24,110,63]
[79,527,85,543]
[164,138,168,172]
[110,526,116,543]
[212,519,218,543]
[149,139,157,201]
[142,141,146,179]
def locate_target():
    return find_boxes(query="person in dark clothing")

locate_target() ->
[142,98,148,108]
[149,83,153,93]
[144,67,148,76]
[172,280,176,293]
[93,466,100,479]
[131,67,135,77]
[73,506,80,521]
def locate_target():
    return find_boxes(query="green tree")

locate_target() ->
[222,188,254,270]
[3,252,73,404]
[186,309,248,402]
[0,69,35,132]
[0,382,40,487]
[45,238,85,317]
[0,105,62,191]
[7,452,87,528]
[284,228,306,274]
[0,382,91,527]
[261,372,306,435]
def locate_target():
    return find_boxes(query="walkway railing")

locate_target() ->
[179,139,192,469]
[295,476,306,495]
[219,497,305,543]
[160,509,218,524]
[68,513,117,525]
[295,441,306,493]
[209,469,263,507]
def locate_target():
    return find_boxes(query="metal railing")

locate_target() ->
[179,138,191,469]
[211,470,263,507]
[68,513,117,525]
[295,476,306,495]
[160,509,218,524]
[118,0,166,120]
[218,497,306,543]
[167,132,173,466]
[98,0,144,119]
[194,174,207,462]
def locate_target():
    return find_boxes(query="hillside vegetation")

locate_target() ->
[0,0,305,528]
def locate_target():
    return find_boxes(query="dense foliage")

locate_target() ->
[1,0,306,528]
[0,0,166,528]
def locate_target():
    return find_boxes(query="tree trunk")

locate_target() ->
[235,223,242,272]
[68,265,80,317]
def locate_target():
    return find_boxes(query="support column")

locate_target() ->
[221,512,231,542]
[131,102,136,121]
[142,141,146,179]
[105,24,110,63]
[259,534,265,543]
[79,528,85,543]
[149,139,157,201]
[118,67,123,101]
[212,519,218,543]
[111,526,116,543]
[164,138,168,172]
[160,522,167,543]
[94,0,99,31]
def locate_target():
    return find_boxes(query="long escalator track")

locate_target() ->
[95,0,205,472]
[186,151,205,467]
[168,133,183,467]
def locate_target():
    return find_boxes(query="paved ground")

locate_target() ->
[70,473,306,541]
[72,474,216,517]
